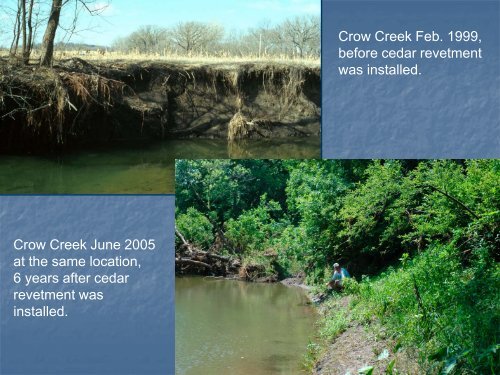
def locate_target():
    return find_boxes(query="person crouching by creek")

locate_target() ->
[327,263,350,291]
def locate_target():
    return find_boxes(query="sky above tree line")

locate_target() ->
[0,0,320,47]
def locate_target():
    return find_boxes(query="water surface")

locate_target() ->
[176,277,317,375]
[0,137,319,194]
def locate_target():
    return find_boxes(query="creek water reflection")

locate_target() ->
[0,137,319,194]
[176,277,317,375]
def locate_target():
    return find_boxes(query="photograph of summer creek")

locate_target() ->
[0,1,320,194]
[175,159,499,375]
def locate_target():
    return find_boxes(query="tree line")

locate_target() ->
[2,0,319,66]
[113,17,320,58]
[176,159,498,278]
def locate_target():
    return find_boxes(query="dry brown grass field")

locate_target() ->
[0,48,320,68]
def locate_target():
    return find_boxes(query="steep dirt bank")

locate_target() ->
[0,58,320,153]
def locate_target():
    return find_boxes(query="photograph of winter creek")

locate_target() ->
[175,159,499,375]
[0,0,320,194]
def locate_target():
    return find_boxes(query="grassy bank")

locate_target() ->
[311,240,499,374]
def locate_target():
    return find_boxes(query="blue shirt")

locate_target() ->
[331,268,350,281]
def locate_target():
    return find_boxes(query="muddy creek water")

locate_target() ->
[176,277,317,375]
[0,137,319,194]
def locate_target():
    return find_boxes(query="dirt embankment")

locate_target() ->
[0,58,320,153]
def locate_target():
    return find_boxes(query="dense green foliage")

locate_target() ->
[348,243,499,373]
[176,160,288,227]
[176,207,214,249]
[175,159,499,373]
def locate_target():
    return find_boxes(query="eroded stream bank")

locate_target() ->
[0,59,320,154]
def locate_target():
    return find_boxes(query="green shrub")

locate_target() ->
[225,195,283,253]
[351,243,499,373]
[176,207,214,249]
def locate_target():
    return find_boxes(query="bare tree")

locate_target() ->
[247,21,278,57]
[112,16,320,60]
[223,17,320,59]
[170,21,223,55]
[222,29,266,57]
[7,0,44,63]
[39,0,108,66]
[8,0,22,58]
[21,0,35,63]
[39,0,62,66]
[282,15,320,58]
[123,25,168,54]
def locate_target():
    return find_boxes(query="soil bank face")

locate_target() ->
[0,59,320,154]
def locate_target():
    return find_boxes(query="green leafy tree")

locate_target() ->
[176,159,288,230]
[176,207,213,250]
[285,160,351,282]
[337,161,414,271]
[225,195,284,253]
